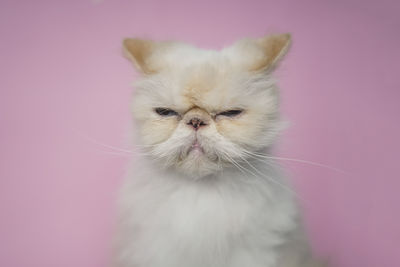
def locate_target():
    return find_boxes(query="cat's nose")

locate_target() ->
[187,117,207,130]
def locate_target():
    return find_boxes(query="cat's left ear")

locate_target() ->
[251,33,291,72]
[229,34,291,73]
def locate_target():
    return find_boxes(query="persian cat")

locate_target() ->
[116,34,323,267]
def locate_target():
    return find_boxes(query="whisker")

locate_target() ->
[218,151,250,177]
[241,148,346,174]
[72,128,160,155]
[235,153,302,199]
[72,128,135,153]
[96,151,131,157]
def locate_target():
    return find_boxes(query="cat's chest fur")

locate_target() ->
[118,161,298,267]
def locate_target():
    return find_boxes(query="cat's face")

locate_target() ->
[124,34,291,178]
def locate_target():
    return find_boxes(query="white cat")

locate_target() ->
[115,34,323,267]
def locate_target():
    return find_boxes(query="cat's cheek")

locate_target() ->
[216,116,262,144]
[140,119,178,145]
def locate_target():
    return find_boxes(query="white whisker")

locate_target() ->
[72,129,133,154]
[241,148,346,174]
[234,152,301,199]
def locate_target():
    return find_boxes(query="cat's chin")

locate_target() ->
[175,150,222,179]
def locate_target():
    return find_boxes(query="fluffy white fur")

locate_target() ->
[115,34,322,267]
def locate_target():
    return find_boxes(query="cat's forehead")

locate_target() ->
[169,58,244,111]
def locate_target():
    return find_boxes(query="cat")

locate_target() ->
[115,34,324,267]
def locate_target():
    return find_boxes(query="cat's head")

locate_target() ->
[123,34,291,178]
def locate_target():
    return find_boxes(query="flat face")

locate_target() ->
[132,49,281,177]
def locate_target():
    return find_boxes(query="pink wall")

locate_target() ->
[1,0,399,266]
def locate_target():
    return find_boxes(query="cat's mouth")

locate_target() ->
[189,140,204,154]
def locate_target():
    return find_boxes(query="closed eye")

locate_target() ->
[217,109,243,117]
[154,108,179,117]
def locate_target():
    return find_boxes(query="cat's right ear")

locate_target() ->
[123,38,158,74]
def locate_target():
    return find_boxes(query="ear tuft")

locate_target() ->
[123,38,156,74]
[252,33,291,72]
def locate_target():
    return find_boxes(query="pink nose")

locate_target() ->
[187,117,207,130]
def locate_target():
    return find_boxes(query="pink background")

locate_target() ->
[1,0,399,266]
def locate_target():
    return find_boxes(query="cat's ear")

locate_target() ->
[234,33,291,73]
[123,38,159,74]
[251,33,291,72]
